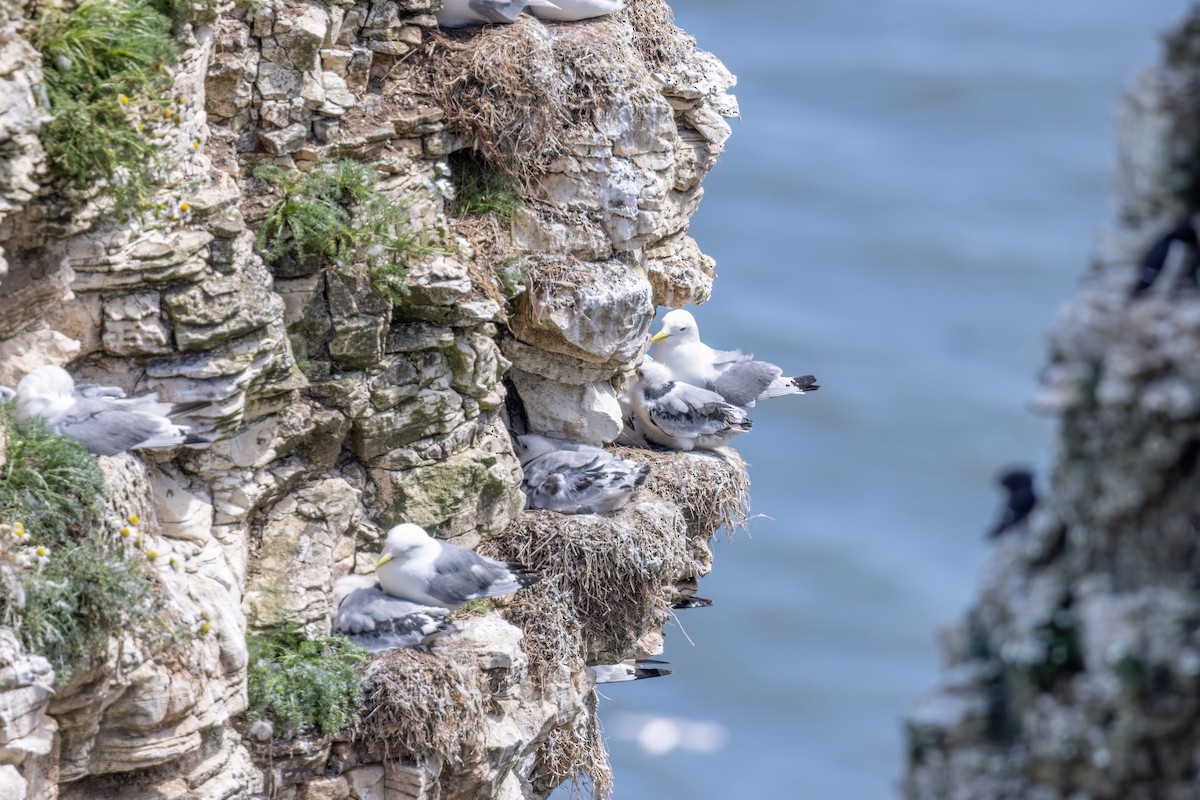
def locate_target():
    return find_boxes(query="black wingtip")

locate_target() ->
[790,375,820,393]
[671,596,713,609]
[632,667,673,680]
[183,433,214,447]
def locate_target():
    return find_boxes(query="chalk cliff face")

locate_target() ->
[905,11,1200,800]
[0,0,741,798]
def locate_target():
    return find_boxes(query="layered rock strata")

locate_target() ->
[0,0,741,798]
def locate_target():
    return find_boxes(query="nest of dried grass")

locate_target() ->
[533,697,613,800]
[488,499,697,662]
[498,575,585,689]
[611,445,750,538]
[357,645,486,765]
[408,12,669,186]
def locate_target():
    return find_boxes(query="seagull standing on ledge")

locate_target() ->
[650,309,819,408]
[375,523,540,609]
[14,365,211,455]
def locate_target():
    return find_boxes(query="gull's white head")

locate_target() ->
[376,523,437,569]
[650,309,700,345]
[15,366,76,422]
[514,434,559,464]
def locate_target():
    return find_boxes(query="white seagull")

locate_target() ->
[14,365,211,455]
[650,309,819,407]
[515,433,650,514]
[630,360,752,452]
[437,0,560,27]
[375,523,540,609]
[528,0,624,22]
[332,574,454,652]
[590,659,672,684]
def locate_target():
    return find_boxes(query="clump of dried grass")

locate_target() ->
[621,0,695,70]
[610,445,750,538]
[357,646,486,765]
[490,501,696,661]
[409,14,665,186]
[498,576,585,689]
[534,699,613,800]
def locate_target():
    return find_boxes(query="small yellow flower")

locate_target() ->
[120,526,133,539]
[128,514,140,526]
[146,550,159,560]
[34,546,47,558]
[118,94,130,106]
[192,138,201,149]
[199,621,212,635]
[179,202,190,213]
[201,609,212,622]
[169,556,181,571]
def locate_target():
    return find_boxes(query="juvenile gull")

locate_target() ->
[630,361,752,452]
[437,0,560,27]
[515,433,650,514]
[375,523,540,609]
[332,574,453,652]
[529,0,624,22]
[590,659,672,684]
[650,309,819,407]
[14,365,211,455]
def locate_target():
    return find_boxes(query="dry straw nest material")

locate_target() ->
[610,445,750,538]
[533,697,613,800]
[489,499,698,661]
[409,0,693,186]
[357,644,486,765]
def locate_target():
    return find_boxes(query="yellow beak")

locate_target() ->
[649,330,670,343]
[375,553,393,569]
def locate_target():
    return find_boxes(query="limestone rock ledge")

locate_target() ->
[905,12,1200,800]
[0,0,740,798]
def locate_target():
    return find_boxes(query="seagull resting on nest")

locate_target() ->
[375,523,540,609]
[437,0,560,27]
[14,365,211,455]
[630,361,752,452]
[332,574,454,652]
[529,0,624,22]
[515,433,650,514]
[650,309,819,407]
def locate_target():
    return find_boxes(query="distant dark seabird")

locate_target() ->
[1131,215,1199,297]
[988,468,1037,539]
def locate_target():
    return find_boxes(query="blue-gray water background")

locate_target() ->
[555,1,1192,798]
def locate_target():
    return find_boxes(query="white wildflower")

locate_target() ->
[454,236,475,259]
[112,165,132,187]
[432,177,456,200]
[433,160,451,178]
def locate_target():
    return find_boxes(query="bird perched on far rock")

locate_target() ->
[375,523,540,609]
[14,365,211,456]
[437,0,561,27]
[332,574,454,652]
[630,360,752,452]
[988,468,1037,539]
[515,433,650,514]
[650,309,819,407]
[528,0,624,22]
[589,659,672,684]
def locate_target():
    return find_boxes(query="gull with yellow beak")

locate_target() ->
[649,309,819,408]
[374,523,540,609]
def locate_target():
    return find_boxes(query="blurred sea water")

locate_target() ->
[548,1,1194,798]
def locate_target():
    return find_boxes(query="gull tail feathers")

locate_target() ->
[671,596,713,610]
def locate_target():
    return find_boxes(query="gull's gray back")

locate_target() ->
[469,0,525,22]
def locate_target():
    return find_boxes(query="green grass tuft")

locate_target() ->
[0,407,153,680]
[254,159,439,303]
[0,410,107,546]
[247,623,370,739]
[448,151,524,223]
[35,0,180,212]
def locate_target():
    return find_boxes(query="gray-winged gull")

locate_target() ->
[437,0,561,27]
[14,365,211,455]
[630,361,752,452]
[332,574,453,652]
[590,659,672,684]
[650,309,819,407]
[375,523,540,609]
[528,0,624,22]
[515,433,650,514]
